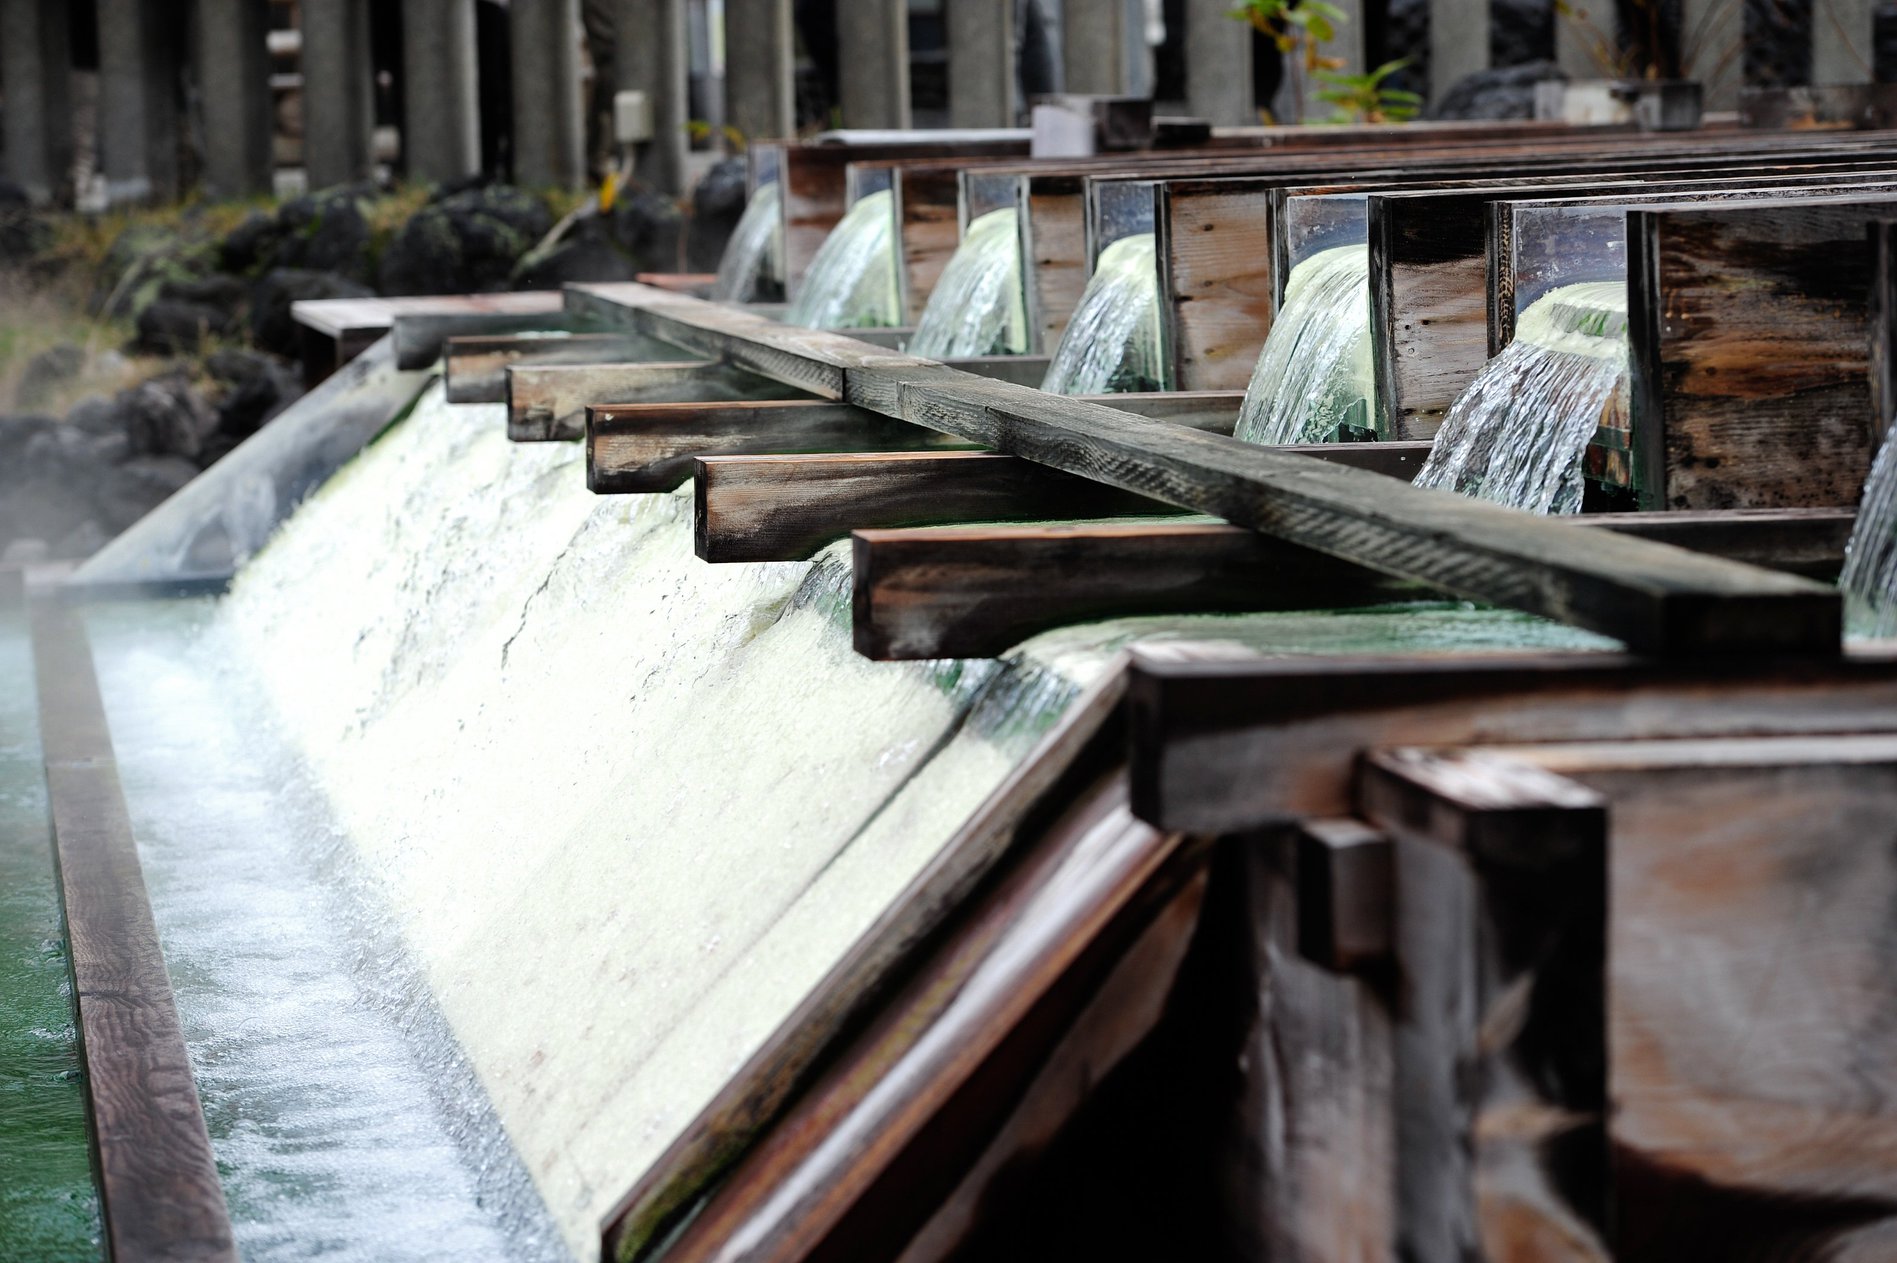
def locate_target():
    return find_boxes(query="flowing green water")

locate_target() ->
[1041,233,1166,395]
[1234,245,1376,445]
[0,599,103,1260]
[909,207,1028,359]
[785,190,902,330]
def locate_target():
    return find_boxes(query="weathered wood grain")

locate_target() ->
[1572,508,1854,578]
[1125,646,1897,832]
[1158,183,1281,391]
[893,165,965,323]
[29,597,237,1263]
[1294,817,1393,972]
[1359,748,1611,1263]
[695,442,1428,564]
[1019,174,1091,355]
[442,331,676,402]
[1628,199,1893,510]
[586,399,968,493]
[505,360,808,441]
[852,521,1420,659]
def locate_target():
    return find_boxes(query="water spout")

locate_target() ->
[1842,438,1897,637]
[785,190,902,330]
[909,208,1028,359]
[1040,233,1166,395]
[1234,245,1375,445]
[711,182,785,304]
[1414,281,1628,516]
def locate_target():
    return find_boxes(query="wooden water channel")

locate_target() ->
[48,118,1897,1261]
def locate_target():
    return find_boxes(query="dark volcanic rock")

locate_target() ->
[1427,60,1563,120]
[64,394,123,437]
[0,207,52,262]
[250,267,375,357]
[688,158,748,272]
[219,210,289,276]
[17,343,85,408]
[206,348,300,438]
[136,298,241,355]
[378,185,554,295]
[121,371,219,461]
[510,216,639,289]
[0,413,60,467]
[608,190,685,272]
[272,183,378,283]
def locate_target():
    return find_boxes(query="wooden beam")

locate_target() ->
[586,399,969,493]
[694,441,1428,564]
[566,282,1844,656]
[1293,817,1392,972]
[1357,748,1610,1261]
[29,596,237,1263]
[1125,648,1897,833]
[443,331,678,403]
[851,522,1420,659]
[386,293,574,368]
[1571,508,1854,578]
[506,361,811,441]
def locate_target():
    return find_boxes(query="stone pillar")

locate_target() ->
[1429,0,1489,106]
[0,0,73,205]
[837,0,912,128]
[614,0,689,193]
[197,0,272,198]
[1062,0,1132,94]
[509,0,586,188]
[1816,0,1877,82]
[401,0,481,186]
[949,0,1017,126]
[725,0,794,141]
[96,0,179,202]
[1184,0,1252,125]
[301,0,376,188]
[1682,0,1744,110]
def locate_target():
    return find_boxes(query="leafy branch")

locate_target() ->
[1314,60,1422,123]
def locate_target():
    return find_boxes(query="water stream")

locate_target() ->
[1414,281,1629,515]
[1040,233,1166,395]
[909,207,1028,359]
[710,182,784,304]
[785,190,901,330]
[1842,438,1897,637]
[1234,245,1376,445]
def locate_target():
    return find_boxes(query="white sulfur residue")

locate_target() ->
[711,182,784,304]
[1234,245,1376,445]
[909,207,1029,359]
[785,190,902,329]
[1040,233,1166,395]
[1414,281,1629,516]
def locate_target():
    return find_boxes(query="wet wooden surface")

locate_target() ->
[505,360,808,441]
[442,331,674,402]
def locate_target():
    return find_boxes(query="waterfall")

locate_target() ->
[1414,281,1628,516]
[785,190,902,330]
[1234,245,1376,445]
[1041,233,1166,395]
[909,207,1028,359]
[711,182,784,304]
[1841,438,1897,637]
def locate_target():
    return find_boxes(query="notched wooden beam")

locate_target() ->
[505,361,811,442]
[587,400,969,494]
[1293,817,1393,972]
[443,331,681,403]
[851,521,1421,660]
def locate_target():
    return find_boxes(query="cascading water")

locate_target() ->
[1040,233,1166,395]
[909,207,1028,359]
[711,182,784,304]
[1841,439,1897,637]
[785,189,901,330]
[1234,245,1376,445]
[1414,281,1629,515]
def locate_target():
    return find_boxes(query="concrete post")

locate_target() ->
[1682,0,1744,109]
[725,0,795,141]
[0,0,73,205]
[301,0,376,188]
[1063,0,1132,95]
[949,0,1017,126]
[614,0,689,193]
[400,0,481,186]
[197,0,273,198]
[1429,0,1490,106]
[1184,0,1253,125]
[97,0,180,202]
[838,0,912,128]
[509,0,587,188]
[1816,0,1877,82]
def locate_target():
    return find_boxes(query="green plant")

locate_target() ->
[1230,0,1349,77]
[1314,59,1423,124]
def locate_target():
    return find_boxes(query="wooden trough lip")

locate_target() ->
[564,280,1843,658]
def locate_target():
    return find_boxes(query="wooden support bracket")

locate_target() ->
[505,360,810,442]
[443,331,683,403]
[1294,817,1393,972]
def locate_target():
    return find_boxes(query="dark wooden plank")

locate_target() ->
[852,521,1420,659]
[1158,182,1281,392]
[442,331,675,403]
[695,441,1428,564]
[893,165,965,323]
[1358,748,1610,1262]
[601,669,1135,1262]
[1628,199,1892,510]
[1124,647,1897,832]
[29,597,237,1263]
[1294,817,1392,972]
[506,360,810,442]
[586,399,968,493]
[1572,508,1854,577]
[1019,173,1091,355]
